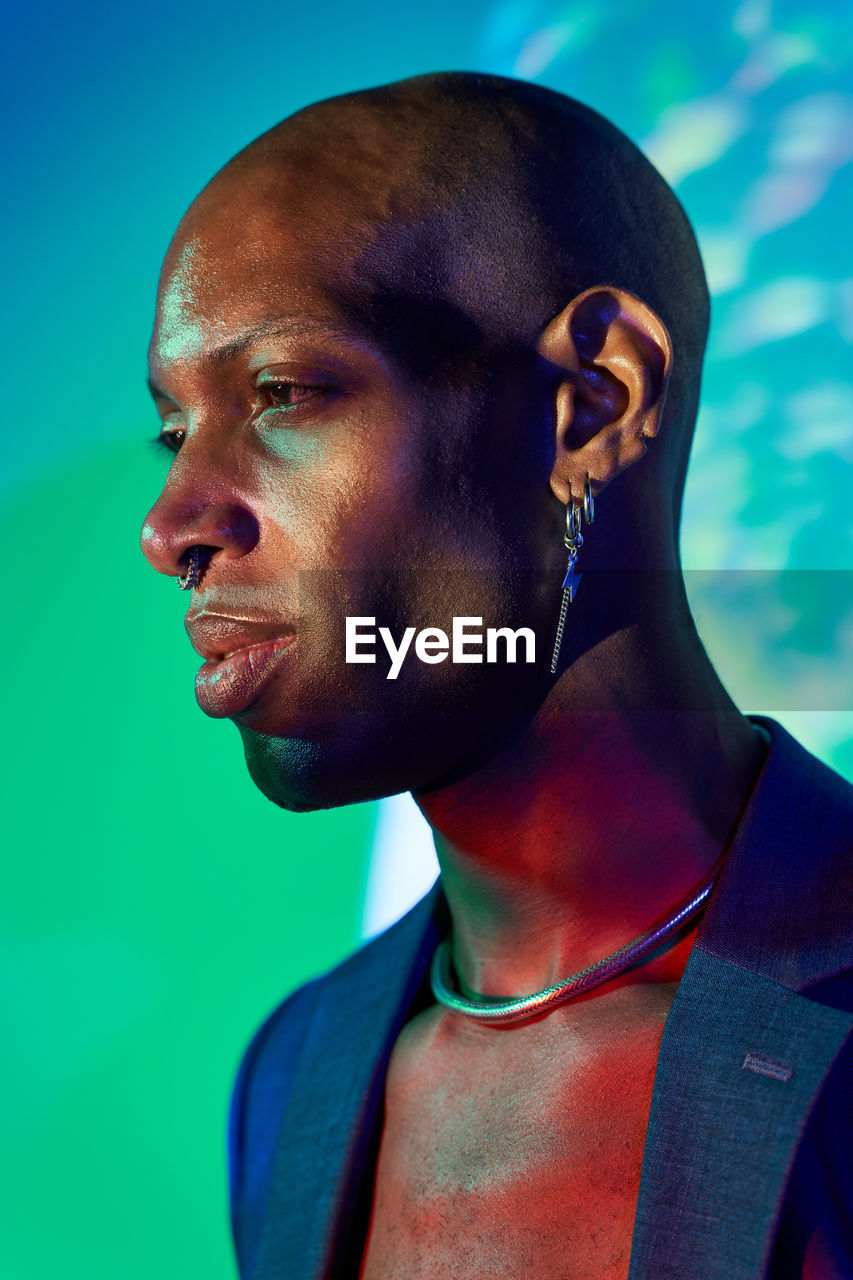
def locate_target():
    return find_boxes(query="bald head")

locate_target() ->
[200,74,706,496]
[164,72,708,544]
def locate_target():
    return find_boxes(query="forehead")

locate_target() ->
[149,195,499,399]
[148,111,530,389]
[149,179,376,374]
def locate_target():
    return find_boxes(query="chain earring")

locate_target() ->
[549,478,594,674]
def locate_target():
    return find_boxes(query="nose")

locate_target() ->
[140,472,260,583]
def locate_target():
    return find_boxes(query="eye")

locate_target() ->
[149,426,186,455]
[258,379,325,410]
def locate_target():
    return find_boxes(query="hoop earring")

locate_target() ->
[549,478,594,675]
[582,474,594,527]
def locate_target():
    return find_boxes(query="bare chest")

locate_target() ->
[358,992,672,1280]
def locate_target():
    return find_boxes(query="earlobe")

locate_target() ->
[538,286,673,504]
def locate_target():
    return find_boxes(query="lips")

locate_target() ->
[186,610,296,719]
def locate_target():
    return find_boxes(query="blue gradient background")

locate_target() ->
[2,1,851,1275]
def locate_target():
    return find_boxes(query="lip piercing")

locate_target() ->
[177,545,207,591]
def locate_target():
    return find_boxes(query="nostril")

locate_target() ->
[177,544,216,591]
[141,499,259,579]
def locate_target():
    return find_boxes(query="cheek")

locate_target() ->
[255,425,328,471]
[252,401,425,570]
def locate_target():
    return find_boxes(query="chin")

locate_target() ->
[240,730,331,812]
[236,722,425,813]
[233,666,542,812]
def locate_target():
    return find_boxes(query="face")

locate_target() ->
[141,156,562,811]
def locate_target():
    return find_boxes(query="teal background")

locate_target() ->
[2,1,851,1275]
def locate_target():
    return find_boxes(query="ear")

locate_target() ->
[537,287,673,506]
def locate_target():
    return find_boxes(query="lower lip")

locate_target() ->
[194,637,296,718]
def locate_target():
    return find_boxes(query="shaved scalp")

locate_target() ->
[191,71,710,530]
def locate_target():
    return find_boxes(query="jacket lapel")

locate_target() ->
[629,717,853,1278]
[247,881,442,1280]
[627,948,852,1279]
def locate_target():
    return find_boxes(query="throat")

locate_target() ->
[417,710,769,1004]
[429,856,718,1024]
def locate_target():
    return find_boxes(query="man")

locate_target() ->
[140,72,852,1279]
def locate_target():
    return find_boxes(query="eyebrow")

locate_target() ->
[146,314,361,399]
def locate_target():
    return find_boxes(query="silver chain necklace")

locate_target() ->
[429,855,723,1026]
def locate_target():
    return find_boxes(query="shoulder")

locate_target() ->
[770,1023,853,1273]
[227,878,442,1271]
[226,971,324,1272]
[703,717,853,994]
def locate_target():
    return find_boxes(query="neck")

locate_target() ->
[413,621,768,1002]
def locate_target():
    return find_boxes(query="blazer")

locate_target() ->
[228,716,853,1279]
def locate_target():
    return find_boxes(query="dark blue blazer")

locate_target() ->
[229,717,853,1279]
